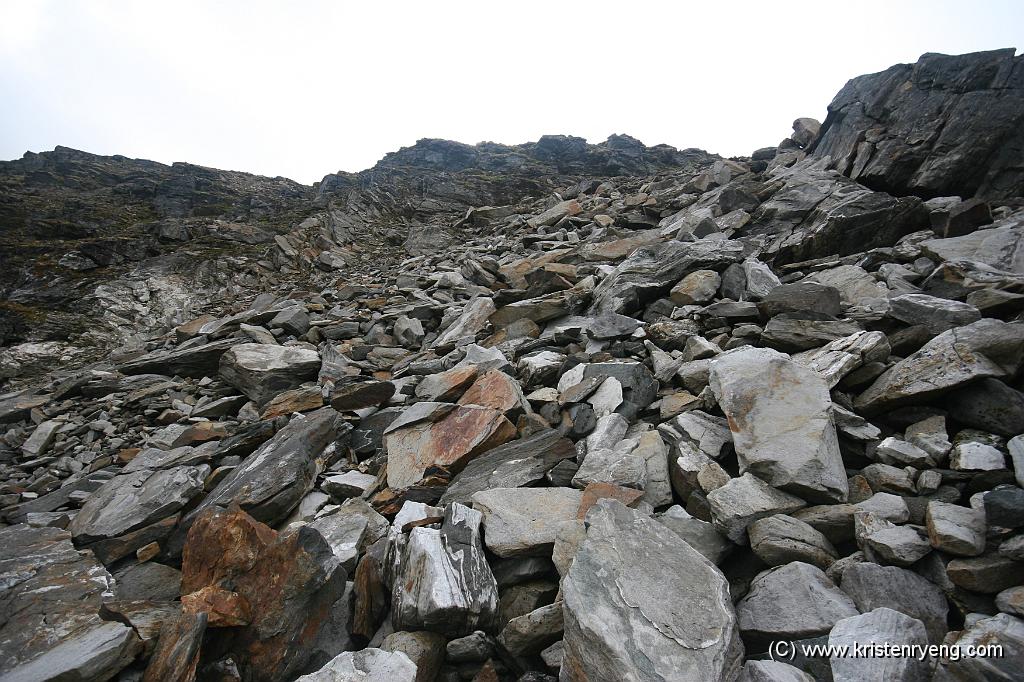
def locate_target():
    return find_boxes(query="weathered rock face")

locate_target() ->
[561,500,743,682]
[811,49,1024,201]
[710,347,848,503]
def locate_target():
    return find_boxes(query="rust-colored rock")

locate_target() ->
[143,610,207,682]
[384,405,516,489]
[577,482,645,520]
[181,505,277,595]
[179,505,349,681]
[352,554,388,640]
[414,365,478,401]
[182,421,230,443]
[458,369,527,417]
[182,585,252,627]
[260,385,324,419]
[472,659,501,682]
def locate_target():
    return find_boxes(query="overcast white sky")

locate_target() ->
[1,1,1021,184]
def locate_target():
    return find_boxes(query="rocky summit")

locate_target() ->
[1,49,1023,682]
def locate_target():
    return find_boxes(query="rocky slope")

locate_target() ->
[1,49,1023,682]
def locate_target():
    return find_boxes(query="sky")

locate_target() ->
[1,1,1021,185]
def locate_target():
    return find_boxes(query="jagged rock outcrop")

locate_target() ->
[810,49,1024,201]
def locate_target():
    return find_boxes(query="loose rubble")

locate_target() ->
[1,48,1023,681]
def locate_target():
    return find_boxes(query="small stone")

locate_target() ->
[926,501,986,556]
[708,473,806,545]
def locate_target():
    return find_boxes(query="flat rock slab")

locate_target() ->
[70,464,208,545]
[855,319,1024,414]
[472,487,583,558]
[562,500,743,681]
[439,428,575,506]
[710,346,848,503]
[178,407,342,543]
[119,337,236,378]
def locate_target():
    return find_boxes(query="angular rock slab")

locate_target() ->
[936,613,1024,680]
[0,525,142,681]
[589,238,744,314]
[839,562,948,644]
[828,608,929,682]
[708,473,806,545]
[439,428,575,506]
[710,346,848,503]
[472,487,583,558]
[561,500,743,682]
[385,404,515,489]
[392,503,500,637]
[177,407,342,546]
[142,611,207,682]
[219,342,321,405]
[69,463,208,547]
[736,561,858,648]
[855,319,1024,414]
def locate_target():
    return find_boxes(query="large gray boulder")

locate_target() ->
[838,562,948,644]
[561,500,743,681]
[219,342,321,405]
[828,608,930,682]
[736,561,858,647]
[710,347,848,503]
